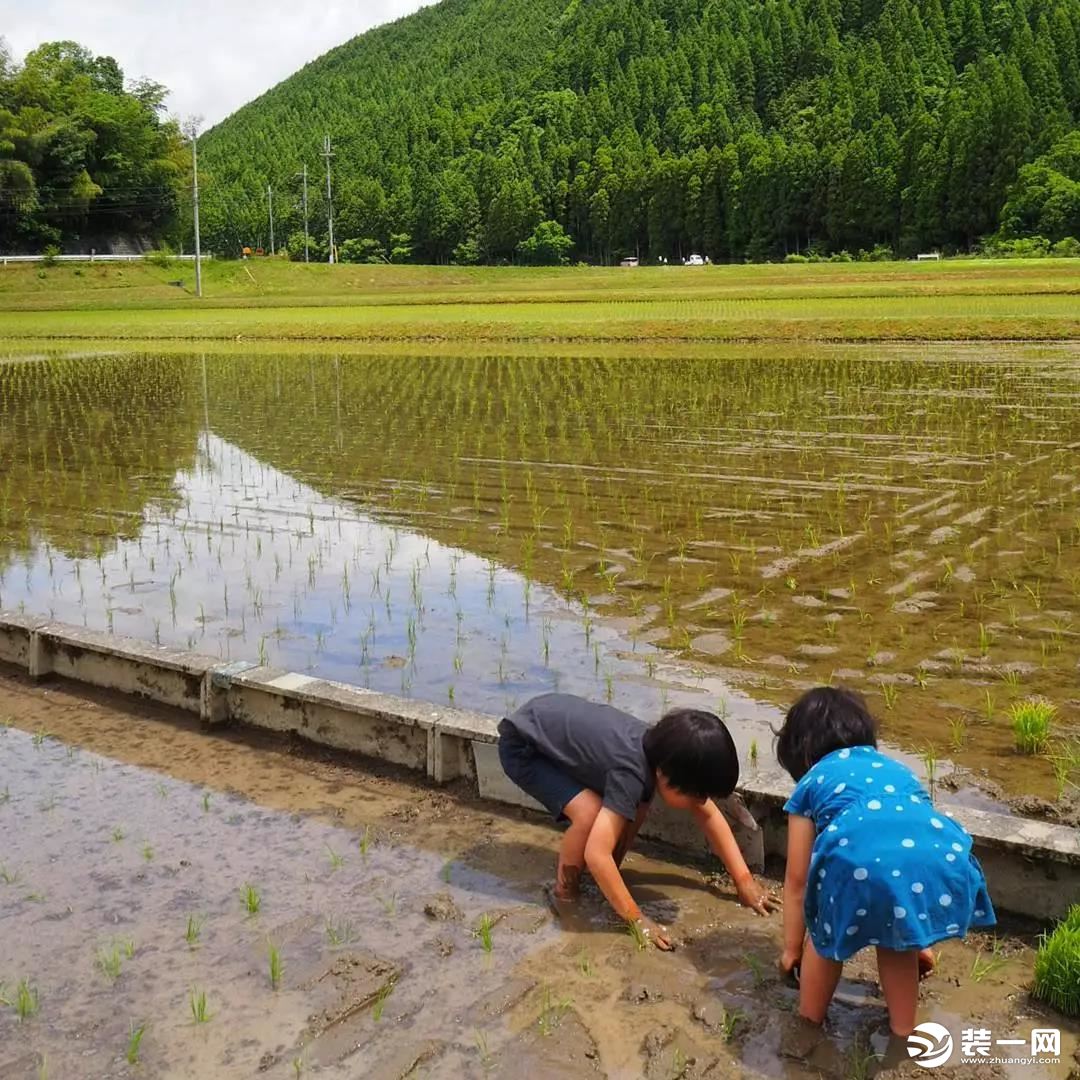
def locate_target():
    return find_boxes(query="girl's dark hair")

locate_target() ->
[642,708,739,798]
[775,686,877,780]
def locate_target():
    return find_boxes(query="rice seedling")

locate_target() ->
[474,1030,494,1070]
[97,944,123,981]
[125,1021,147,1064]
[922,744,940,801]
[718,1005,744,1043]
[324,917,357,947]
[292,1057,304,1078]
[626,919,649,951]
[325,844,345,871]
[141,843,154,862]
[970,940,1007,982]
[881,683,898,711]
[475,913,495,952]
[748,739,759,769]
[0,863,19,885]
[577,950,593,977]
[949,718,967,751]
[358,825,373,857]
[1010,698,1055,754]
[189,987,212,1024]
[536,986,572,1036]
[1032,905,1080,1017]
[743,953,767,987]
[185,913,205,947]
[111,826,125,843]
[15,978,40,1020]
[201,792,212,812]
[440,860,453,884]
[241,883,262,917]
[378,892,398,916]
[268,942,284,990]
[845,1034,878,1080]
[372,980,395,1021]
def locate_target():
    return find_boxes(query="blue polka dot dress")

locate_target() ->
[784,746,996,961]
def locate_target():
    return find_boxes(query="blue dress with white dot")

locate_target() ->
[784,745,996,961]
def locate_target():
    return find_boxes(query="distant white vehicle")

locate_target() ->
[685,253,705,266]
[620,257,640,267]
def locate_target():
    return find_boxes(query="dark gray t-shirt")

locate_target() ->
[505,693,654,821]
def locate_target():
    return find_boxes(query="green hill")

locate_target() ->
[199,0,1080,261]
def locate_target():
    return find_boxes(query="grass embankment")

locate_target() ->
[1,259,1079,343]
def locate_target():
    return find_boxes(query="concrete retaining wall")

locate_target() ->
[2,612,1076,921]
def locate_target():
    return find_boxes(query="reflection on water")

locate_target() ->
[2,347,1079,796]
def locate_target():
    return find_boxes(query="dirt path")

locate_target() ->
[1,668,1077,1079]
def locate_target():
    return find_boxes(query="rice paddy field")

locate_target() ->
[1,325,1079,807]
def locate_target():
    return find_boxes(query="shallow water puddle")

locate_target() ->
[0,727,558,1078]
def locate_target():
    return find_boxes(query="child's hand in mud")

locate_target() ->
[736,877,781,916]
[778,949,801,981]
[634,915,675,951]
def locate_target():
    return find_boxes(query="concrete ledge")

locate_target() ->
[1,613,1076,921]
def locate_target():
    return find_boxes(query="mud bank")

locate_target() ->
[1,671,1078,1079]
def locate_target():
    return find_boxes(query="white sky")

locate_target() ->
[1,1,430,127]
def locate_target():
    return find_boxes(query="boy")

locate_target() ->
[499,693,779,948]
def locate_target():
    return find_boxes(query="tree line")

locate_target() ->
[4,0,1079,262]
[0,39,185,253]
[196,0,1080,263]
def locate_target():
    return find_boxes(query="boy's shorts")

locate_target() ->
[497,719,585,822]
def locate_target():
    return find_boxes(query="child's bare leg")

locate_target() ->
[555,789,603,900]
[798,936,844,1025]
[876,947,920,1037]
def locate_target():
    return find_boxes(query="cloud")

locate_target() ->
[0,1,429,125]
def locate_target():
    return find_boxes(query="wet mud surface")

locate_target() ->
[2,671,1078,1078]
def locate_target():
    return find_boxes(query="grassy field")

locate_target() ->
[1,258,1079,343]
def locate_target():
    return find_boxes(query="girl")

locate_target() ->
[775,686,995,1037]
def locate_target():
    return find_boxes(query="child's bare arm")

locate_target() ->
[780,814,814,971]
[584,807,673,949]
[613,801,650,866]
[692,799,780,915]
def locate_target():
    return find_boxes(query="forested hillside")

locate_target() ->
[198,0,1080,261]
[0,40,185,253]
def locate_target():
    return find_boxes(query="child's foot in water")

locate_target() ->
[918,948,936,980]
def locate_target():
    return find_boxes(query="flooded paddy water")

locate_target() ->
[1,672,1077,1078]
[2,343,1079,805]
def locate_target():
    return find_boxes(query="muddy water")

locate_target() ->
[1,345,1079,800]
[2,674,1078,1079]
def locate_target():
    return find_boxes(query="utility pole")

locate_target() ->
[322,134,335,264]
[185,117,204,298]
[267,184,275,255]
[301,163,310,263]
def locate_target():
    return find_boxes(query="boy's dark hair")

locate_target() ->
[775,686,878,780]
[642,708,739,798]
